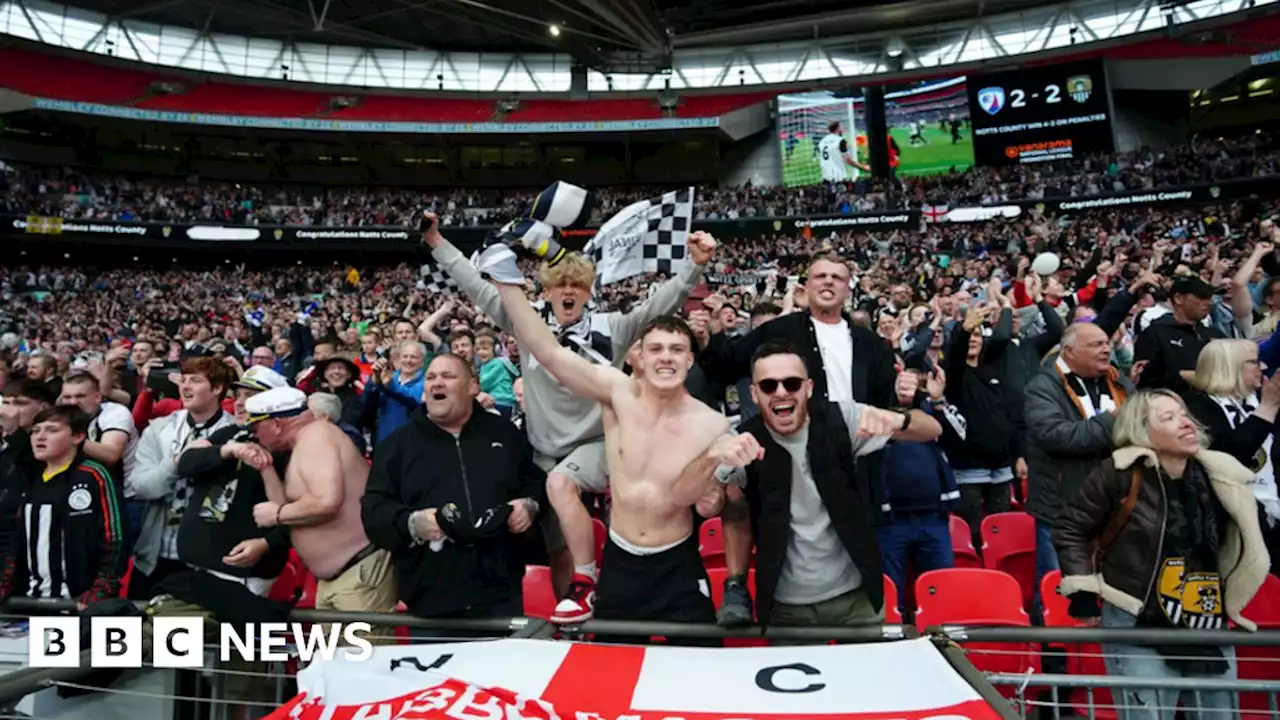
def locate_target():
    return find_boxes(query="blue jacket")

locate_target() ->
[1262,329,1280,380]
[879,398,965,514]
[367,370,426,446]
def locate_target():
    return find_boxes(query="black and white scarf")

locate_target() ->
[534,299,614,366]
[1211,393,1280,526]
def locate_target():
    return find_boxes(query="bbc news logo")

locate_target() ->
[28,617,375,668]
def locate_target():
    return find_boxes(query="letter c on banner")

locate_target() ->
[755,662,825,694]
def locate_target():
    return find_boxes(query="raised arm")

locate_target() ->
[494,282,627,404]
[1233,242,1273,323]
[608,234,712,358]
[423,213,510,330]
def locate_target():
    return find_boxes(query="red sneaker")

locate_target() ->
[550,574,596,625]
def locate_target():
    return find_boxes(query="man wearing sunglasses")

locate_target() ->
[716,340,941,629]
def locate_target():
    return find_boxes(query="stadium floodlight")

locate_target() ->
[549,24,561,37]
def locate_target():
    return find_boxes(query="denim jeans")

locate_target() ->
[124,498,147,555]
[1100,603,1237,720]
[1033,519,1059,622]
[877,513,954,611]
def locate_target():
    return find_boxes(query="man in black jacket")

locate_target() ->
[699,253,900,617]
[699,253,898,412]
[147,367,295,715]
[362,353,545,636]
[1135,275,1225,392]
[0,380,55,570]
[171,366,293,596]
[718,341,940,628]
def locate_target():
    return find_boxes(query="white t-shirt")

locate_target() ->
[771,407,891,605]
[91,401,139,497]
[813,318,854,408]
[818,133,849,182]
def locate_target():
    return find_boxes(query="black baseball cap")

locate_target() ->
[1170,276,1222,299]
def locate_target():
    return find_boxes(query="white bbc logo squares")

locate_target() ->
[29,617,80,668]
[90,616,143,668]
[151,616,205,668]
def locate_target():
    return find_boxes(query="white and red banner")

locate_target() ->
[263,638,1002,720]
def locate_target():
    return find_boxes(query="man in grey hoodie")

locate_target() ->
[422,212,708,623]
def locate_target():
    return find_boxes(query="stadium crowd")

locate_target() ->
[3,155,1280,717]
[4,128,1277,227]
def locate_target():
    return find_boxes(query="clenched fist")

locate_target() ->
[709,433,764,468]
[856,406,906,438]
[688,231,718,266]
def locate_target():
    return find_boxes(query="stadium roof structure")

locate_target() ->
[1,0,1276,93]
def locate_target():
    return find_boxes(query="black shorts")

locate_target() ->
[595,533,717,645]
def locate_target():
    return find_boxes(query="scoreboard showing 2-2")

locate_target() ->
[966,58,1115,166]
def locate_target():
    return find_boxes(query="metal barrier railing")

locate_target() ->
[930,624,1280,646]
[987,673,1280,719]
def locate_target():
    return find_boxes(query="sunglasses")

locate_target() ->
[756,377,805,394]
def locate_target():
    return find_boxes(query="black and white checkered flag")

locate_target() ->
[419,263,459,295]
[585,187,694,286]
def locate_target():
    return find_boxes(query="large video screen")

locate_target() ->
[778,78,973,187]
[966,58,1114,166]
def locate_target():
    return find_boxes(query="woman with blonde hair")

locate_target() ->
[1184,339,1280,572]
[1056,389,1269,720]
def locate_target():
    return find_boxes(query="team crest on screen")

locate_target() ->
[977,87,1005,115]
[1067,75,1093,103]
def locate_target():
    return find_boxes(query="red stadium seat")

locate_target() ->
[699,518,725,568]
[915,568,1030,627]
[705,566,764,647]
[1040,571,1117,719]
[914,569,1039,689]
[981,512,1037,614]
[267,563,300,603]
[296,568,318,609]
[949,515,982,568]
[883,575,904,625]
[592,518,607,567]
[1240,574,1280,717]
[523,565,559,621]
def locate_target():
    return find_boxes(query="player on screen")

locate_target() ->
[817,121,869,183]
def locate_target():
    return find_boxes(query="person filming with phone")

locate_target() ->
[362,339,427,446]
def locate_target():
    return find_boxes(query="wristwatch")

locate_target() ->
[899,411,912,432]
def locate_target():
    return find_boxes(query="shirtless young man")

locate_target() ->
[241,387,398,628]
[485,231,761,629]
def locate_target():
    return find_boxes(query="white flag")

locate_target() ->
[585,187,694,286]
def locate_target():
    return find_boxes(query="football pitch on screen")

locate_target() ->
[781,126,973,186]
